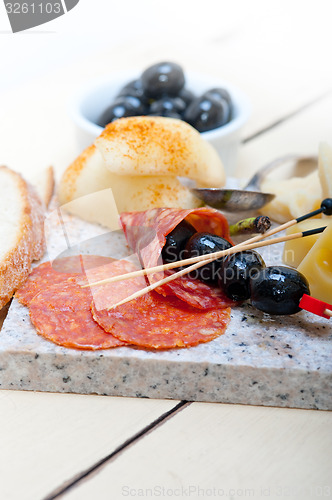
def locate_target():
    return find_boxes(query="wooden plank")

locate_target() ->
[0,390,177,500]
[59,402,332,500]
[237,93,332,179]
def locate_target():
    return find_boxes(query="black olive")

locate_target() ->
[249,266,310,315]
[117,79,149,107]
[183,95,231,132]
[117,79,144,97]
[150,96,186,116]
[141,61,185,98]
[178,88,196,107]
[161,220,196,264]
[204,92,232,123]
[184,232,232,284]
[219,250,266,301]
[149,112,183,120]
[98,97,144,127]
[118,95,146,114]
[203,87,233,108]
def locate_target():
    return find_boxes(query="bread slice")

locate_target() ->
[0,166,46,309]
[30,166,55,208]
[95,116,225,187]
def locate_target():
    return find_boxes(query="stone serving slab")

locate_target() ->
[0,207,331,409]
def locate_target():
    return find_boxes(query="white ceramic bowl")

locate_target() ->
[70,71,251,176]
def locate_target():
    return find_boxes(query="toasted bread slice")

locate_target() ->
[30,166,55,208]
[58,145,201,224]
[95,116,225,187]
[0,166,46,309]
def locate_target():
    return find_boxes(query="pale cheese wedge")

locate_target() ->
[297,223,332,303]
[95,116,225,188]
[29,166,55,208]
[318,141,332,199]
[260,170,322,223]
[283,219,332,268]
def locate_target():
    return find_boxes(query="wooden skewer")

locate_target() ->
[105,226,326,311]
[324,309,332,317]
[83,238,250,289]
[82,206,327,289]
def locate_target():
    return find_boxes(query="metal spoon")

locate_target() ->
[191,155,318,212]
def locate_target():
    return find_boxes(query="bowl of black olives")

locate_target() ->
[71,61,250,174]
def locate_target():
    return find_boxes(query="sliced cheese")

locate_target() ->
[297,223,332,303]
[318,141,332,199]
[283,219,332,268]
[260,170,322,223]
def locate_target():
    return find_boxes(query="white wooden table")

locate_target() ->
[1,2,332,499]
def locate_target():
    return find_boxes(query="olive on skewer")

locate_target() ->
[159,209,322,316]
[249,266,310,315]
[184,232,232,284]
[161,220,196,264]
[218,250,266,301]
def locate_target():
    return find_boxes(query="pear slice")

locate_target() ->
[58,145,201,228]
[95,116,225,188]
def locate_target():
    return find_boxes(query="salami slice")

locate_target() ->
[92,291,231,350]
[121,207,232,270]
[29,280,125,350]
[120,208,234,309]
[16,255,113,306]
[83,259,151,312]
[88,258,231,349]
[156,270,235,310]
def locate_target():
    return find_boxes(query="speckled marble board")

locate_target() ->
[0,205,331,409]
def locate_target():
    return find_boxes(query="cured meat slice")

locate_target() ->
[156,270,235,310]
[89,258,231,349]
[92,291,231,350]
[121,207,232,270]
[29,279,125,350]
[16,261,77,306]
[84,259,151,312]
[16,255,112,306]
[120,208,234,309]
